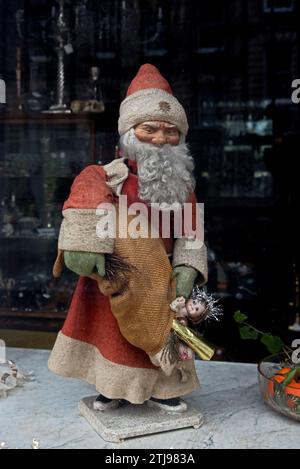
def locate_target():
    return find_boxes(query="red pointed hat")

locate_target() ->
[118,64,188,136]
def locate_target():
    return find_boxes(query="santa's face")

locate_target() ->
[134,121,180,146]
[119,124,195,206]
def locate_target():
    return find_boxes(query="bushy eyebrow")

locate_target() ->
[163,123,177,129]
[139,122,177,129]
[139,123,158,129]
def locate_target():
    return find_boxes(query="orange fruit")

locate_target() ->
[268,367,291,396]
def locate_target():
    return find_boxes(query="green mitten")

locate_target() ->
[64,251,105,277]
[172,265,198,299]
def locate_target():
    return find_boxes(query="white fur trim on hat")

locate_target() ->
[118,88,188,136]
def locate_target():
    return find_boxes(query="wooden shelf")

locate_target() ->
[0,308,67,332]
[0,109,118,132]
[0,308,66,320]
[0,111,103,124]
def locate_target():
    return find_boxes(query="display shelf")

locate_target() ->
[0,112,98,327]
[0,303,68,332]
[0,111,112,126]
[0,308,66,319]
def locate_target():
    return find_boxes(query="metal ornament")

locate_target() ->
[47,0,72,113]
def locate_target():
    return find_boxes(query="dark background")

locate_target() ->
[0,0,299,362]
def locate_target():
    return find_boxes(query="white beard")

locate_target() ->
[119,129,195,207]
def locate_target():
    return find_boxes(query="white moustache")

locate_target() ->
[120,129,195,206]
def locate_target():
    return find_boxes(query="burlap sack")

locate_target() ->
[92,212,176,356]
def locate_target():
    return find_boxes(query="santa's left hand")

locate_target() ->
[172,265,198,299]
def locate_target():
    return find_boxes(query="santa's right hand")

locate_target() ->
[64,251,105,277]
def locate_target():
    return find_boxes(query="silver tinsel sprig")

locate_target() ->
[190,286,223,323]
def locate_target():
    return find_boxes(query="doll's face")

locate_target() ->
[186,298,207,322]
[134,121,180,147]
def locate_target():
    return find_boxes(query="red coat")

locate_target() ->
[49,159,202,402]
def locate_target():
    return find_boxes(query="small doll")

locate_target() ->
[170,296,205,327]
[170,286,222,362]
[171,286,222,326]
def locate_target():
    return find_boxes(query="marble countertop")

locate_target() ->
[0,347,299,449]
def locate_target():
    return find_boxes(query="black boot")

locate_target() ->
[93,394,119,411]
[147,397,187,413]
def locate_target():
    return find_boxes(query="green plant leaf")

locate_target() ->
[239,325,258,340]
[261,333,285,354]
[234,310,248,324]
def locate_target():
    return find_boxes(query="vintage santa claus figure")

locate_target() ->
[49,64,208,413]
